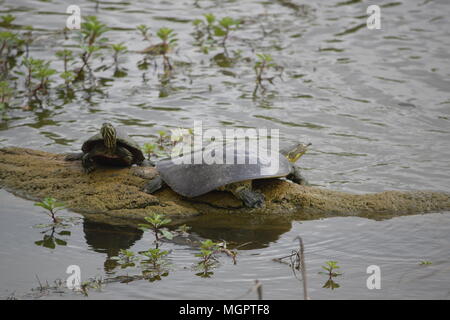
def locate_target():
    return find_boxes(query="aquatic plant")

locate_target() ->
[112,249,140,269]
[136,24,151,42]
[195,239,237,277]
[193,13,216,43]
[419,260,432,265]
[140,248,170,282]
[55,49,74,88]
[140,248,170,270]
[139,212,173,248]
[253,53,282,95]
[137,27,177,73]
[215,17,240,49]
[156,27,177,70]
[157,130,169,146]
[0,14,16,28]
[142,142,157,160]
[319,260,342,277]
[34,197,65,223]
[0,31,21,78]
[111,42,127,71]
[75,16,109,80]
[192,14,239,54]
[318,260,342,290]
[22,57,56,106]
[195,239,220,277]
[0,80,13,108]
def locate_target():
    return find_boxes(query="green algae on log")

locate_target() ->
[0,147,449,226]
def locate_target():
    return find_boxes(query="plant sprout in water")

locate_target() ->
[76,16,109,80]
[111,249,140,269]
[253,53,282,96]
[0,81,13,108]
[195,239,238,278]
[138,27,177,72]
[0,14,16,28]
[142,143,157,160]
[111,42,127,71]
[136,24,151,42]
[319,261,342,290]
[138,212,173,248]
[34,197,66,224]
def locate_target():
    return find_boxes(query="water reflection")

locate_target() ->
[185,213,293,250]
[82,219,143,273]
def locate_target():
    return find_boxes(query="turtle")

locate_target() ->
[65,122,145,173]
[143,142,311,208]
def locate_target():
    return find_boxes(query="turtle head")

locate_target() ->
[281,142,311,163]
[100,122,117,151]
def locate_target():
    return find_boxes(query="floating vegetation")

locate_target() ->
[137,27,177,73]
[253,53,283,96]
[319,261,342,290]
[75,16,110,81]
[192,14,240,55]
[34,197,65,224]
[138,212,174,248]
[195,239,237,278]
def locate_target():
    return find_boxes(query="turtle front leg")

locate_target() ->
[287,165,308,185]
[222,181,265,208]
[143,176,165,194]
[82,152,96,173]
[65,152,84,161]
[116,146,134,166]
[236,187,265,208]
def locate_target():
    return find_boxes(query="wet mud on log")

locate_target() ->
[0,147,449,226]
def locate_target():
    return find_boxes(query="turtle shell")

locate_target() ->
[156,143,292,198]
[81,128,144,164]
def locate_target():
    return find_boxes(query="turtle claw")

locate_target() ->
[239,189,266,208]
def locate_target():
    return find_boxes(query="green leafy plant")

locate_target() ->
[193,14,239,54]
[253,53,282,95]
[195,239,220,277]
[142,143,157,160]
[76,16,109,80]
[419,260,432,265]
[0,81,13,108]
[156,27,177,70]
[0,14,16,28]
[319,261,342,277]
[22,57,56,105]
[139,213,173,247]
[111,249,140,269]
[111,42,127,70]
[55,49,74,87]
[141,248,170,269]
[214,17,240,48]
[318,261,342,290]
[136,24,151,41]
[34,197,65,223]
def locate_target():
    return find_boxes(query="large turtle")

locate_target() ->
[143,142,311,208]
[65,123,145,173]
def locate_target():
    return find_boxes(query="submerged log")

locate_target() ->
[0,147,449,226]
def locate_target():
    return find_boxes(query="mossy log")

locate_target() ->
[0,147,449,226]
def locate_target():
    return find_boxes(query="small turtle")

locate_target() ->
[65,123,145,173]
[143,142,311,208]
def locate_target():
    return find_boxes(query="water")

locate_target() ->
[0,0,449,299]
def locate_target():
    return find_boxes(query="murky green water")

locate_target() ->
[1,0,449,299]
